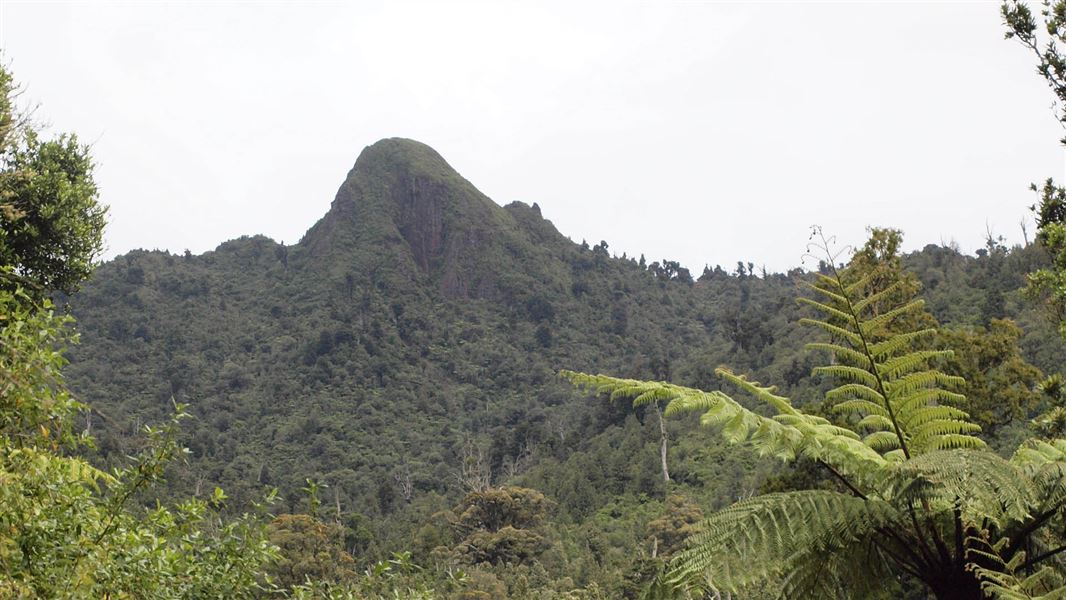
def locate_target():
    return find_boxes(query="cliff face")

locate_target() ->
[300,138,566,299]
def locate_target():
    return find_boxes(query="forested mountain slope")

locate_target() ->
[62,138,1066,558]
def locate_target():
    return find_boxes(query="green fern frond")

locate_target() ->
[831,396,888,415]
[842,271,875,298]
[895,389,968,416]
[1012,439,1066,470]
[671,490,900,595]
[803,278,848,305]
[858,299,927,335]
[856,414,895,431]
[867,328,938,359]
[561,369,885,478]
[714,368,795,415]
[894,451,1033,524]
[798,317,862,346]
[800,263,985,461]
[632,388,676,407]
[812,365,880,388]
[878,349,955,379]
[661,392,727,417]
[851,280,907,315]
[897,405,972,429]
[796,297,855,325]
[863,431,901,451]
[967,536,1066,600]
[804,342,872,368]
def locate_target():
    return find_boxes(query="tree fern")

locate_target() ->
[801,266,982,459]
[562,231,1066,599]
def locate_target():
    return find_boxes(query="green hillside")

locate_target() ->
[60,138,1066,595]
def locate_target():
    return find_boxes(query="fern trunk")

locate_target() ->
[928,570,984,600]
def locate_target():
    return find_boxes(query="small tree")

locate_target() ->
[1003,2,1066,342]
[0,63,106,296]
[0,62,276,598]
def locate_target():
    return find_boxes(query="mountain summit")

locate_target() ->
[301,138,563,299]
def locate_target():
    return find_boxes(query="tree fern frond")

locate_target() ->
[878,349,955,380]
[863,431,902,451]
[842,272,875,298]
[850,280,907,315]
[805,342,872,369]
[671,491,900,594]
[922,433,989,451]
[632,388,676,407]
[813,365,880,389]
[896,405,972,429]
[886,370,966,398]
[895,389,968,417]
[910,424,984,454]
[714,368,795,416]
[562,369,887,478]
[967,537,1066,600]
[796,297,856,326]
[798,317,862,346]
[802,278,848,305]
[662,391,730,417]
[856,414,895,431]
[894,451,1032,524]
[1013,439,1066,471]
[858,299,927,335]
[867,328,938,359]
[826,386,885,407]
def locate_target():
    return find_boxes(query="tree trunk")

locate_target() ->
[929,569,984,600]
[656,402,670,483]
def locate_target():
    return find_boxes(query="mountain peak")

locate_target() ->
[348,138,456,181]
[300,139,566,299]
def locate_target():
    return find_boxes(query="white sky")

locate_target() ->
[2,1,1063,272]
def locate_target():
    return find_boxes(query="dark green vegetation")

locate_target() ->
[59,135,1066,596]
[7,2,1066,595]
[566,231,1066,599]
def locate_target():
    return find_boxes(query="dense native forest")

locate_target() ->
[9,4,1066,599]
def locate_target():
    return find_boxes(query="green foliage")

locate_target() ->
[441,486,553,567]
[1024,179,1066,340]
[268,513,358,589]
[968,536,1066,600]
[940,319,1044,439]
[565,236,1066,599]
[644,495,702,560]
[0,279,277,598]
[1002,2,1066,343]
[56,138,1066,596]
[0,64,276,598]
[0,64,106,296]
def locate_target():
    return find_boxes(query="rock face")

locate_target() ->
[300,138,563,300]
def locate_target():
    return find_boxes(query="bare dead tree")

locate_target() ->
[454,440,492,493]
[547,414,567,446]
[501,442,534,481]
[333,486,343,524]
[393,467,414,503]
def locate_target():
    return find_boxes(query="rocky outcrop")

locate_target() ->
[299,138,569,301]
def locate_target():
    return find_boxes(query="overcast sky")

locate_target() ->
[2,1,1063,272]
